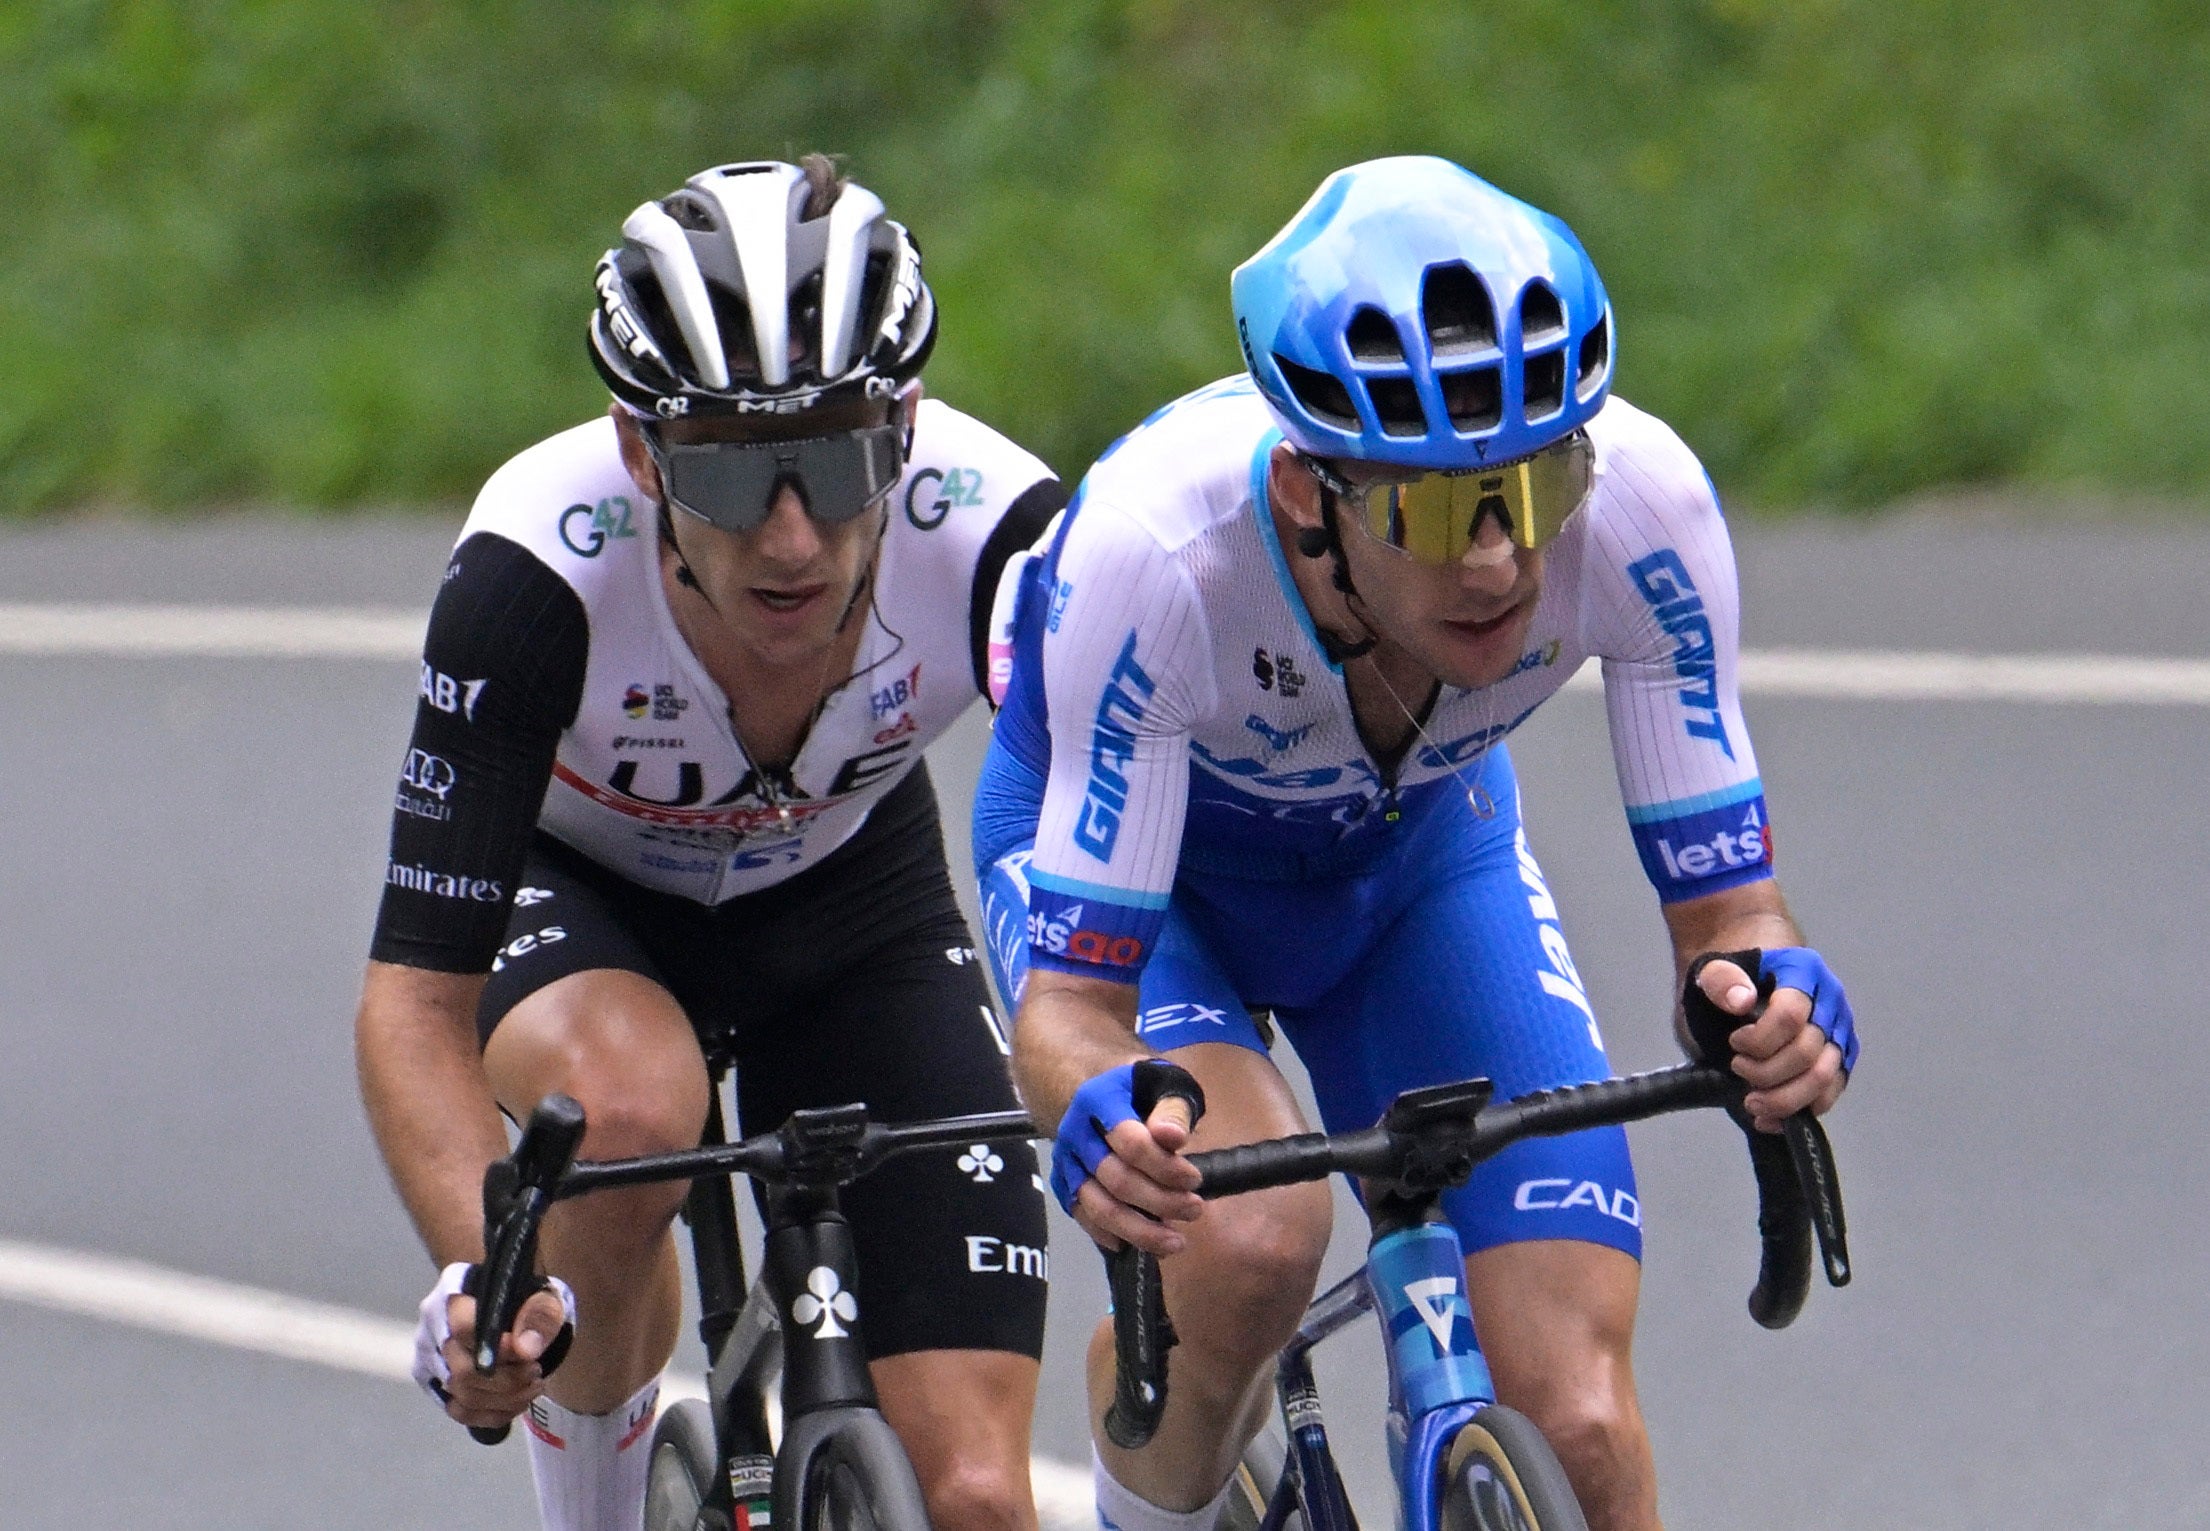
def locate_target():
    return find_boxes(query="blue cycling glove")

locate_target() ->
[1758,946,1858,1075]
[1049,1059,1207,1215]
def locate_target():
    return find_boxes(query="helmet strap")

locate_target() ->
[659,505,717,613]
[1305,489,1379,663]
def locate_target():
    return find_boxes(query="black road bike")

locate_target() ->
[469,1081,1036,1531]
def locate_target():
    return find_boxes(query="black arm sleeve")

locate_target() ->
[967,475,1067,696]
[368,533,590,974]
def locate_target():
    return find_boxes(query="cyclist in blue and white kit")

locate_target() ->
[974,158,1857,1531]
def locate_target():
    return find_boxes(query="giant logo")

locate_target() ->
[1625,550,1734,759]
[1074,633,1157,861]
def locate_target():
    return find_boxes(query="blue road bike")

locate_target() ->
[1106,982,1851,1531]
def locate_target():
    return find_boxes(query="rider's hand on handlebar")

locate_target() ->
[1078,1098,1205,1256]
[1692,954,1849,1133]
[1051,1062,1206,1256]
[413,1262,574,1431]
[439,1287,569,1428]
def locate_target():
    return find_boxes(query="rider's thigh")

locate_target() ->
[872,1349,1041,1531]
[483,967,712,1239]
[1157,1041,1334,1361]
[1463,1239,1657,1519]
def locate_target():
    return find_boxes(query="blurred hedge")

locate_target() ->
[3,0,2206,511]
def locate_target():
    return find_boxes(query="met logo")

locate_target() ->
[1073,633,1156,862]
[1625,549,1734,760]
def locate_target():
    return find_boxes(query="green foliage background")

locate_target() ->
[4,0,2206,512]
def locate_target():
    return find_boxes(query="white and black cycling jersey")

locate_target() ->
[372,402,1062,973]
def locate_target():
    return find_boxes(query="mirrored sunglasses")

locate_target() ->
[1310,431,1595,562]
[645,422,904,533]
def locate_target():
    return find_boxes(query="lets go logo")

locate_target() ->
[1025,901,1144,968]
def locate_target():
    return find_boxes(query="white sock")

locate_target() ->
[524,1376,660,1531]
[1093,1446,1235,1531]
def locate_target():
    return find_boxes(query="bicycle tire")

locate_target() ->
[1216,1423,1304,1531]
[804,1455,886,1531]
[1439,1407,1588,1531]
[646,1398,732,1531]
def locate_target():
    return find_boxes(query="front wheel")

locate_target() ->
[1439,1407,1588,1531]
[804,1456,885,1531]
[646,1398,731,1531]
[1216,1422,1299,1531]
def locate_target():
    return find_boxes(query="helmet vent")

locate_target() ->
[1367,376,1427,438]
[666,194,718,234]
[1440,367,1502,432]
[1519,282,1565,343]
[1275,355,1362,433]
[1346,307,1404,363]
[705,290,758,376]
[1576,311,1611,400]
[1524,351,1566,421]
[1422,265,1496,357]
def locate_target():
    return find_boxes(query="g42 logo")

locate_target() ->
[559,497,638,557]
[904,467,984,529]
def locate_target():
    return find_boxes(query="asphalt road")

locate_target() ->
[3,509,2209,1527]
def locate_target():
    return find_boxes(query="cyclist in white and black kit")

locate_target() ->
[356,157,1060,1531]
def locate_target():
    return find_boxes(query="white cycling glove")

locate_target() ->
[412,1260,578,1410]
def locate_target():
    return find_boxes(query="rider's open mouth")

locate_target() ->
[752,585,825,613]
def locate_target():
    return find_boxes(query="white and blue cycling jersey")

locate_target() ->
[971,375,1774,1260]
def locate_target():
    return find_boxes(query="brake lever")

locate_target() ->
[1680,949,1840,1328]
[1781,1111,1850,1287]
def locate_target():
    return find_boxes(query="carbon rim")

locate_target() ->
[1442,1420,1542,1531]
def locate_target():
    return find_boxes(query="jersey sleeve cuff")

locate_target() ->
[1626,787,1777,903]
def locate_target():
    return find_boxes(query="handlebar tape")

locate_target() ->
[1101,1242,1178,1449]
[1128,1059,1206,1130]
[1681,950,1850,1328]
[469,1093,588,1443]
[1097,1060,1203,1450]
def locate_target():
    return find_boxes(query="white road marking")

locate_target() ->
[4,601,2209,708]
[1551,646,2210,704]
[0,602,423,659]
[0,1238,1094,1528]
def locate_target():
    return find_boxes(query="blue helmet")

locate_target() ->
[1232,156,1613,470]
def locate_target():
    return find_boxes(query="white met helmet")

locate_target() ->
[588,158,937,421]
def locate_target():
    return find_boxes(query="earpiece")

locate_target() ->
[1294,526,1332,558]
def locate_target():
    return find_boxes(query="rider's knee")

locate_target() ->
[536,1070,709,1256]
[562,1072,707,1162]
[917,1458,1031,1531]
[1176,1183,1332,1361]
[1509,1367,1646,1482]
